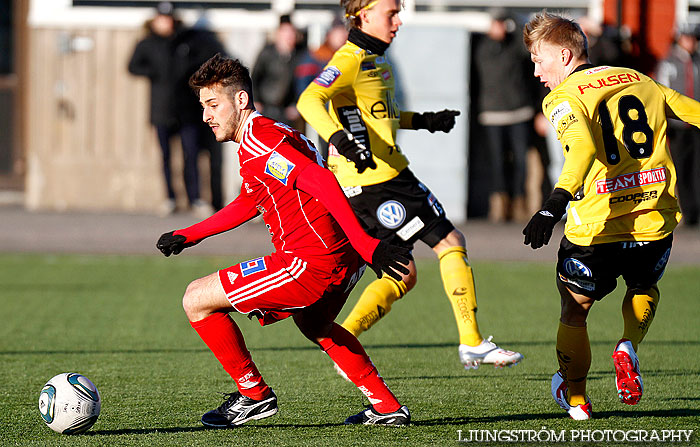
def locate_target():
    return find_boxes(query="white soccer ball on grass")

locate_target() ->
[38,372,101,434]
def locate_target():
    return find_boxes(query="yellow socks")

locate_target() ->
[553,286,659,408]
[341,276,407,337]
[438,247,483,347]
[343,245,487,349]
[622,286,660,351]
[556,322,591,407]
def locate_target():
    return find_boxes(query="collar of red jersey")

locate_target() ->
[244,111,262,129]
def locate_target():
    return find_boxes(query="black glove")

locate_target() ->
[412,109,460,133]
[523,188,572,249]
[329,130,377,174]
[156,231,195,256]
[369,240,411,281]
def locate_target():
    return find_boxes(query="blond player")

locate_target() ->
[523,12,699,420]
[297,0,522,370]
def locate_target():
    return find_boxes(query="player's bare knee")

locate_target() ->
[431,228,466,255]
[448,228,467,247]
[558,279,594,324]
[182,278,206,320]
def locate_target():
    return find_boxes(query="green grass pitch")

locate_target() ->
[1,253,698,446]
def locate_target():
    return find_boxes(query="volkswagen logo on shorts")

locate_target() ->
[377,200,406,229]
[564,258,592,278]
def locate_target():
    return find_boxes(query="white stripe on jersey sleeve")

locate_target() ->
[241,128,268,156]
[241,115,286,157]
[240,113,268,156]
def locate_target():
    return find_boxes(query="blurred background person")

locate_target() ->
[128,2,225,216]
[294,15,347,158]
[578,16,633,68]
[252,14,301,129]
[294,16,347,98]
[656,23,700,227]
[472,7,538,222]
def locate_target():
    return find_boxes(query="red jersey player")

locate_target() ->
[156,53,411,427]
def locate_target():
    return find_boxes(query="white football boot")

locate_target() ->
[551,370,592,420]
[458,336,523,369]
[612,339,643,405]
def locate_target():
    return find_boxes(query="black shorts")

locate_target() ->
[556,234,673,300]
[345,168,454,248]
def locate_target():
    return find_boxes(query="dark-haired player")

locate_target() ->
[157,53,411,427]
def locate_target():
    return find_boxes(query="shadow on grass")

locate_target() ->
[1,348,211,356]
[80,407,700,435]
[1,344,453,356]
[88,421,345,436]
[520,369,700,383]
[393,368,700,381]
[414,408,700,425]
[3,338,699,356]
[414,413,562,425]
[588,408,700,419]
[87,426,208,436]
[357,340,700,350]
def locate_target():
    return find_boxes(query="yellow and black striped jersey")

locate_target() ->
[297,39,415,187]
[544,65,700,245]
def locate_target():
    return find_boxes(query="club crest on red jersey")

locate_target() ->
[264,151,295,185]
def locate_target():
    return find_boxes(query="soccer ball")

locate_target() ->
[38,373,101,434]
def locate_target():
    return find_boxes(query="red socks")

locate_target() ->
[192,314,400,413]
[319,323,401,414]
[190,312,270,400]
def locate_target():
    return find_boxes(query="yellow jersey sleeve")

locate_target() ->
[297,41,410,187]
[544,66,683,245]
[297,47,360,142]
[544,94,597,198]
[659,82,700,127]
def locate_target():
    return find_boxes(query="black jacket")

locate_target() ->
[472,32,537,113]
[128,25,224,127]
[251,44,297,124]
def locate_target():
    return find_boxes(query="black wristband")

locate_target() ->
[542,188,573,220]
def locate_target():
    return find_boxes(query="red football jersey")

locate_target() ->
[238,112,351,257]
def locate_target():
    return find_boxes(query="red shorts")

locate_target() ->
[218,251,365,325]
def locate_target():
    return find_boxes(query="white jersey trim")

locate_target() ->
[240,112,286,159]
[253,174,286,251]
[296,189,329,249]
[570,206,582,226]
